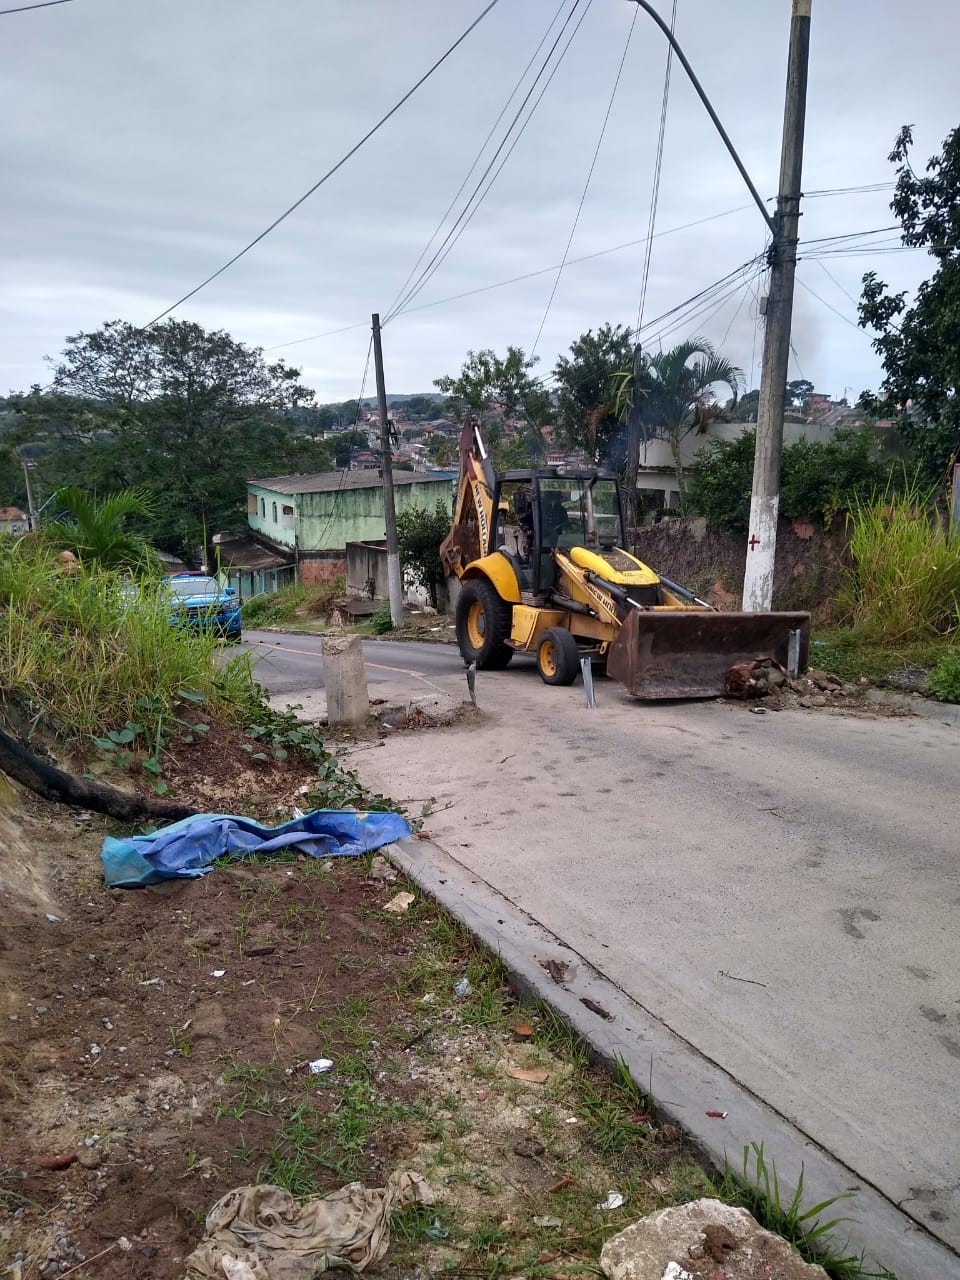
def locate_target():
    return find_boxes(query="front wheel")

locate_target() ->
[537,627,580,686]
[455,580,513,670]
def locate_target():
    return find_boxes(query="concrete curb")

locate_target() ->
[387,836,959,1280]
[863,689,960,726]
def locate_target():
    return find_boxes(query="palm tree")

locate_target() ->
[614,337,743,514]
[52,486,161,574]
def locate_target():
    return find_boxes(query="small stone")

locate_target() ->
[40,1263,59,1280]
[77,1147,102,1170]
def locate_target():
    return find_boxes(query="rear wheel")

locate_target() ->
[455,580,513,670]
[537,627,580,686]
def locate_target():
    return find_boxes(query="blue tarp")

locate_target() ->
[102,809,411,889]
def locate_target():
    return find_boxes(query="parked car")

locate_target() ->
[163,573,242,641]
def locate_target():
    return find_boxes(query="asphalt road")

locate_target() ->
[249,631,960,1266]
[240,629,467,698]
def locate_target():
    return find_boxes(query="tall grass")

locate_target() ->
[839,479,960,644]
[0,538,256,744]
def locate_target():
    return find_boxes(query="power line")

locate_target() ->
[268,204,753,351]
[795,275,871,337]
[142,0,502,327]
[383,0,571,324]
[386,0,592,322]
[531,3,639,356]
[0,0,73,12]
[636,0,678,333]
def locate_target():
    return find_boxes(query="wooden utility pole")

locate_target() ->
[371,313,404,628]
[742,0,812,611]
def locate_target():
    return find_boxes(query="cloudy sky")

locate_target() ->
[2,0,955,404]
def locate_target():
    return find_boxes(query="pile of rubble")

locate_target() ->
[725,658,861,709]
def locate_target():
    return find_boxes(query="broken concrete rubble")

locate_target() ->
[599,1198,830,1280]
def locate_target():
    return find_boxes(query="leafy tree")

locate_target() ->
[552,323,635,464]
[51,486,161,574]
[859,125,960,487]
[396,500,451,609]
[8,320,326,560]
[727,388,760,422]
[433,346,553,471]
[434,346,552,431]
[787,379,815,411]
[402,395,447,421]
[614,337,743,513]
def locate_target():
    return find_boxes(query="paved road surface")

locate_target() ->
[251,632,960,1264]
[240,630,466,699]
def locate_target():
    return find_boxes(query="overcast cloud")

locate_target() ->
[2,0,956,404]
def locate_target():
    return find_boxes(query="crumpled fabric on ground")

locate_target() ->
[184,1171,435,1280]
[101,808,410,887]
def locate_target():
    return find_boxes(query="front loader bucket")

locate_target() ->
[606,609,810,699]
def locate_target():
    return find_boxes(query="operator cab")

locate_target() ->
[493,468,625,596]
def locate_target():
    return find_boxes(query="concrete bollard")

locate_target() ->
[321,633,369,725]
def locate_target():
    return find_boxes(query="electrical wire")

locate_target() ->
[530,4,639,358]
[268,203,753,352]
[812,257,861,308]
[382,0,571,324]
[636,0,678,334]
[386,0,594,321]
[795,275,871,337]
[0,0,73,12]
[142,0,501,327]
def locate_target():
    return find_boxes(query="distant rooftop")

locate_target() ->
[248,471,449,496]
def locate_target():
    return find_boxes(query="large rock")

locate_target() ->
[599,1198,829,1280]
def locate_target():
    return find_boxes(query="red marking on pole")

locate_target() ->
[748,535,760,550]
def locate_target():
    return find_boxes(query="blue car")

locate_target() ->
[164,574,242,641]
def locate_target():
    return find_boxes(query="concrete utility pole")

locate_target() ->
[742,0,812,611]
[371,313,405,628]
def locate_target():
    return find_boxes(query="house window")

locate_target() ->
[260,498,265,518]
[272,502,278,523]
[281,503,295,529]
[247,492,257,515]
[282,504,293,516]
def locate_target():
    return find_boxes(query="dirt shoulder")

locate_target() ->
[1,751,710,1280]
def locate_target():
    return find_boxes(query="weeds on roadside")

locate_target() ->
[840,478,960,644]
[707,1143,896,1280]
[0,537,254,744]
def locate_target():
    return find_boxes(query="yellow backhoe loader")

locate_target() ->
[439,423,810,698]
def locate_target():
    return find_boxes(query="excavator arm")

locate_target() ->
[439,422,497,580]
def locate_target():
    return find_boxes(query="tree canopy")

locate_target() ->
[552,323,635,465]
[859,125,960,486]
[8,319,332,560]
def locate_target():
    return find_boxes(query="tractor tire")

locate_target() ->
[455,579,514,670]
[537,627,580,686]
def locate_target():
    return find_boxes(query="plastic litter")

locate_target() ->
[211,970,226,979]
[101,809,411,889]
[184,1171,433,1279]
[533,1215,563,1228]
[453,977,472,997]
[308,1058,334,1075]
[383,891,416,915]
[597,1191,625,1210]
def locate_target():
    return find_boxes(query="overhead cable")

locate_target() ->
[142,0,501,327]
[268,204,753,351]
[385,0,593,322]
[636,0,678,333]
[0,0,73,12]
[530,4,640,357]
[382,0,571,324]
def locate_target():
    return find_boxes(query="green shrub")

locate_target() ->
[372,605,393,634]
[688,431,755,533]
[928,648,960,702]
[689,427,894,533]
